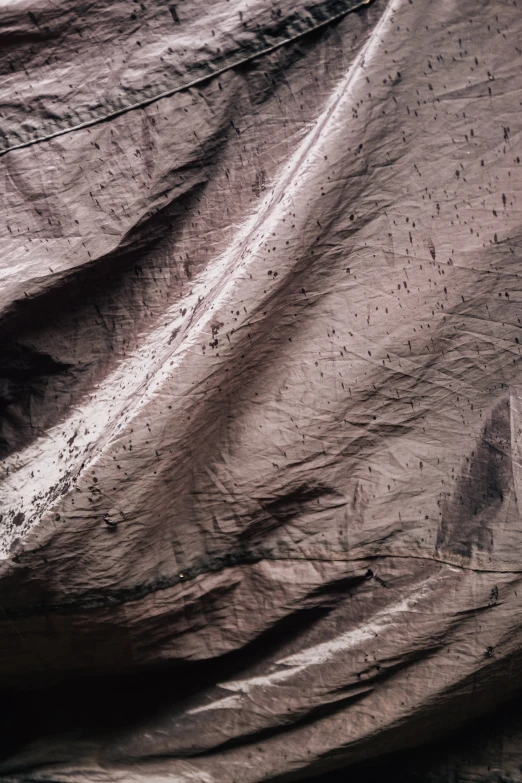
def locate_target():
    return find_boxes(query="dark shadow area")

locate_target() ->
[301,692,522,782]
[0,598,361,764]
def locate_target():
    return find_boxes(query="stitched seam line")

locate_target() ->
[0,0,370,156]
[2,548,520,620]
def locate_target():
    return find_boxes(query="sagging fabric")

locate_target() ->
[1,0,522,780]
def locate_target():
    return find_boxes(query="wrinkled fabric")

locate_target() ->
[1,0,522,780]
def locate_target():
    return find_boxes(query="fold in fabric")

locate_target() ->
[1,0,522,780]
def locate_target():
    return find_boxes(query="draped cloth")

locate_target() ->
[1,0,522,779]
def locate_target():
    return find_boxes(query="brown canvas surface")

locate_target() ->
[1,0,522,779]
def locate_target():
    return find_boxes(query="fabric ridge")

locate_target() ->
[1,0,522,780]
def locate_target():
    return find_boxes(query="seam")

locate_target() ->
[2,548,520,622]
[269,550,522,574]
[0,0,370,157]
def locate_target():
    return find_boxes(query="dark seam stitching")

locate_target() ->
[1,548,520,621]
[0,0,370,156]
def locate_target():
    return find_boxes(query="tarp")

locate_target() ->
[1,0,522,779]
